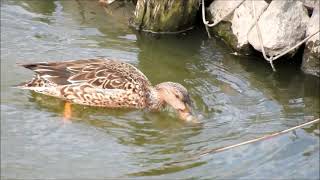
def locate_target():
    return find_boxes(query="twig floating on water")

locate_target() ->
[199,118,320,156]
[165,118,320,166]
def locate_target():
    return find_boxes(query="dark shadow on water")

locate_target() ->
[13,0,56,16]
[134,29,211,119]
[200,38,320,120]
[134,28,206,84]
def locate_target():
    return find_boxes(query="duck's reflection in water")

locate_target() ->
[28,91,205,176]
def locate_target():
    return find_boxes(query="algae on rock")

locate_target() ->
[132,0,200,33]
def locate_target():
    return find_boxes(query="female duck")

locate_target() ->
[17,58,194,121]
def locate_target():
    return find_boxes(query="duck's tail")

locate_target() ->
[13,74,48,90]
[12,81,32,89]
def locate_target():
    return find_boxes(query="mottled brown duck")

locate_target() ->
[16,58,194,121]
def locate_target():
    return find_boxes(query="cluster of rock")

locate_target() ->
[103,0,319,77]
[207,0,319,76]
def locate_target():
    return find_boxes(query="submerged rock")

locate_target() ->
[132,0,199,33]
[301,5,320,77]
[248,0,309,57]
[206,0,267,54]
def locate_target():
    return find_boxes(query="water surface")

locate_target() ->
[1,0,319,179]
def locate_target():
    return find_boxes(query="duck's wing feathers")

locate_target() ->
[20,58,151,91]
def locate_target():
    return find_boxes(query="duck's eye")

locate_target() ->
[175,94,180,99]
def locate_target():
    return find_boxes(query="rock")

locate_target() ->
[98,0,116,6]
[206,0,267,54]
[207,0,243,23]
[207,0,249,53]
[301,6,320,77]
[204,0,214,6]
[299,0,318,10]
[231,0,268,52]
[132,0,200,33]
[99,0,138,6]
[248,0,310,57]
[208,21,240,52]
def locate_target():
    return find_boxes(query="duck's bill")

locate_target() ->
[178,108,198,123]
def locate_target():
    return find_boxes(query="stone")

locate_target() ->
[248,0,310,57]
[132,0,200,33]
[301,6,320,77]
[99,0,138,6]
[206,0,245,53]
[208,21,239,52]
[231,0,268,51]
[206,0,267,54]
[207,0,243,23]
[299,0,318,10]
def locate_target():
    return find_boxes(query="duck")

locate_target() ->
[16,58,195,121]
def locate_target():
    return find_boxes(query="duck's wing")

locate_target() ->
[19,58,151,91]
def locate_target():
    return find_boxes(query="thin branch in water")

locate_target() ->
[166,118,320,166]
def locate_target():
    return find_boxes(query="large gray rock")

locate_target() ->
[231,0,268,51]
[248,0,310,57]
[207,0,267,54]
[132,0,199,33]
[206,0,241,52]
[301,6,320,77]
[207,0,243,23]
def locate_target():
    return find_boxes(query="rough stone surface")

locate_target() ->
[248,0,310,57]
[209,21,239,51]
[207,0,243,23]
[231,0,268,51]
[299,0,318,10]
[207,0,267,54]
[206,0,244,53]
[302,6,320,77]
[132,0,199,33]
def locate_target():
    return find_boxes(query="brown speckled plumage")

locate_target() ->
[17,58,194,120]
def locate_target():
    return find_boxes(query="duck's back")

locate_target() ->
[17,58,152,109]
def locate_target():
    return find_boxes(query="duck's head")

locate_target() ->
[155,82,195,122]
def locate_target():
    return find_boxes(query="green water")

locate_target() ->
[1,0,319,179]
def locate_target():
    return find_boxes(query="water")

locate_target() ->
[1,0,319,179]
